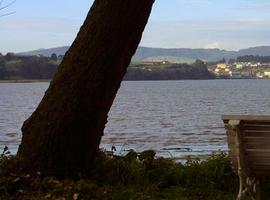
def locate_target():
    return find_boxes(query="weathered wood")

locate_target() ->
[223,115,270,121]
[244,131,270,137]
[250,163,270,167]
[245,138,270,145]
[242,126,270,131]
[245,143,270,149]
[246,148,270,152]
[222,115,270,200]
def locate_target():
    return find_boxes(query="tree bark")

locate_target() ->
[17,0,154,177]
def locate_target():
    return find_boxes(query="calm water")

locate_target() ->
[1,80,270,158]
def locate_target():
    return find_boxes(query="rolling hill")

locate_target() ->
[19,46,270,62]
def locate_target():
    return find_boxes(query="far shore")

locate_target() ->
[0,79,51,83]
[0,78,267,83]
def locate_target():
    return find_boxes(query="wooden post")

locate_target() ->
[228,120,258,200]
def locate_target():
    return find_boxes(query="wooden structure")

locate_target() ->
[222,115,270,200]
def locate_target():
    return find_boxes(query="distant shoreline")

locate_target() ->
[0,79,51,83]
[0,78,267,83]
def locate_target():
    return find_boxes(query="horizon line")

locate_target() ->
[7,45,270,54]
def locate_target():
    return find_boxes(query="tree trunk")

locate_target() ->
[17,0,154,177]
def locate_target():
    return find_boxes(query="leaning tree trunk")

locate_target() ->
[17,0,154,177]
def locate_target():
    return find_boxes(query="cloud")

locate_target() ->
[0,17,81,33]
[231,1,270,11]
[204,42,222,49]
[176,0,211,4]
[0,17,82,53]
[147,18,270,32]
[141,18,270,50]
[1,14,270,53]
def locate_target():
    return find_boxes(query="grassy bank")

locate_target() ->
[1,149,270,200]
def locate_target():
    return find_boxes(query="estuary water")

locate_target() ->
[1,80,270,158]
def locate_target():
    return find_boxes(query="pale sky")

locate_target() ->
[1,0,270,53]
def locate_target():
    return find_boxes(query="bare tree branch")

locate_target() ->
[0,11,15,17]
[0,0,16,17]
[0,0,16,10]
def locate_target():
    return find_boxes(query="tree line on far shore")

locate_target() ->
[125,60,214,80]
[209,55,270,65]
[0,53,58,80]
[234,55,270,63]
[0,53,214,80]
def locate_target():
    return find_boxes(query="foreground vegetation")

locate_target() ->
[1,149,270,200]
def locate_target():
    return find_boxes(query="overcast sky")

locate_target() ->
[1,0,270,53]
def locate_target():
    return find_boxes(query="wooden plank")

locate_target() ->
[245,142,270,147]
[242,125,270,131]
[250,165,270,170]
[245,141,270,146]
[222,115,270,121]
[246,143,270,149]
[246,149,270,153]
[253,171,270,175]
[243,122,270,125]
[245,142,270,148]
[247,153,270,160]
[244,137,270,144]
[244,129,270,133]
[250,163,270,167]
[243,124,270,127]
[248,157,270,163]
[248,156,270,162]
[251,167,270,171]
[244,131,270,137]
[248,162,270,167]
[251,170,270,175]
[246,151,270,159]
[250,162,270,166]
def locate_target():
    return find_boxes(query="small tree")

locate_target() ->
[50,53,58,62]
[5,52,14,61]
[0,59,6,79]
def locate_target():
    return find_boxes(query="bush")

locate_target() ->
[1,148,267,200]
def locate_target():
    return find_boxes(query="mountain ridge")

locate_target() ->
[18,46,270,62]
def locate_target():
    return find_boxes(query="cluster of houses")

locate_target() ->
[140,60,170,65]
[209,62,270,79]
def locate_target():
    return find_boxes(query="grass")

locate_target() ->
[1,148,269,200]
[5,60,22,66]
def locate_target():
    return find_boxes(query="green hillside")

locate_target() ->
[19,45,270,62]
